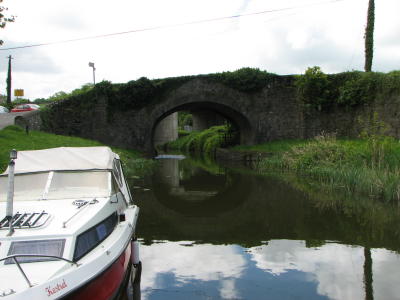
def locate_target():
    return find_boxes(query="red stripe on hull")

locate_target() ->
[64,243,132,300]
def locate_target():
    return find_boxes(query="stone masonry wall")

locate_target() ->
[17,77,400,153]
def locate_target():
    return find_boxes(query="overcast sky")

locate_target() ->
[0,0,399,100]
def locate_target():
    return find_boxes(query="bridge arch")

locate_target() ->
[148,79,254,151]
[151,101,253,150]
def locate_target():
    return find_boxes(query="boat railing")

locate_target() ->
[62,199,98,228]
[0,254,79,288]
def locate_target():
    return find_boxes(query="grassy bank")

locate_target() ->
[233,134,400,202]
[0,126,155,176]
[165,125,233,154]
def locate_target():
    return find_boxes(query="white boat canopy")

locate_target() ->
[2,147,119,175]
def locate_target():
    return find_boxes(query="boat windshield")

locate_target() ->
[0,171,111,201]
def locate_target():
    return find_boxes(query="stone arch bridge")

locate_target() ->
[15,76,400,153]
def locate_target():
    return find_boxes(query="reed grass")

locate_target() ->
[241,134,400,202]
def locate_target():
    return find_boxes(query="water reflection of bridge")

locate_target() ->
[136,157,400,253]
[152,157,246,217]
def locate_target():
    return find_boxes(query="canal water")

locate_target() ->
[130,155,400,300]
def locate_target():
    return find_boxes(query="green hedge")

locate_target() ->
[296,67,400,110]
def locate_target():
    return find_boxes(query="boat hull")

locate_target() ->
[62,241,138,300]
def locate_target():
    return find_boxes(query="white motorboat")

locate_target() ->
[0,147,141,299]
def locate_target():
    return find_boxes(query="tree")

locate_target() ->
[364,0,375,72]
[0,0,15,46]
[296,66,329,110]
[6,55,11,105]
[48,91,68,102]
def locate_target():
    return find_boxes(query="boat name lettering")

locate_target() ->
[72,200,88,208]
[45,279,67,296]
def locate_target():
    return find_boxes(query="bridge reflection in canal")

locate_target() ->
[131,155,400,300]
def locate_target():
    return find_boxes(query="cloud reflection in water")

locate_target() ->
[139,240,400,300]
[140,241,245,299]
[248,240,365,300]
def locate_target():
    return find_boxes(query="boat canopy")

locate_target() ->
[2,147,119,175]
[0,171,111,201]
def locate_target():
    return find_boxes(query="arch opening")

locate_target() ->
[151,102,252,152]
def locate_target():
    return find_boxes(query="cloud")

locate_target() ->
[0,42,60,74]
[1,0,399,99]
[46,12,87,31]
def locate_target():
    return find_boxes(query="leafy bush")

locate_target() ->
[297,67,400,110]
[207,67,276,92]
[338,72,380,106]
[178,129,190,138]
[295,66,330,110]
[166,125,235,154]
[178,111,193,129]
[12,98,31,105]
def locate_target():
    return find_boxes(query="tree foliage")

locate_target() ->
[0,0,15,46]
[295,66,330,110]
[209,67,275,92]
[296,67,400,111]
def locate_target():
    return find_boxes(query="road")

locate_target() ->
[0,112,30,130]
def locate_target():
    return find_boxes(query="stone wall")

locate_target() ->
[14,110,42,131]
[18,76,400,153]
[153,112,178,146]
[303,94,400,139]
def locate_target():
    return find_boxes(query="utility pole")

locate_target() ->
[88,62,96,85]
[6,55,13,105]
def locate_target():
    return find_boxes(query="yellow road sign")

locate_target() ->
[14,89,24,97]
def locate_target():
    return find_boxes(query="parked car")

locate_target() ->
[0,106,9,113]
[10,103,40,112]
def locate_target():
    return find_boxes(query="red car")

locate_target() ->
[11,103,40,112]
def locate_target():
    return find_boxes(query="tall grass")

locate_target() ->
[0,125,155,176]
[166,125,231,154]
[256,133,400,202]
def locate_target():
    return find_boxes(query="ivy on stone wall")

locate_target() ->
[40,67,400,128]
[296,67,400,111]
[205,67,276,92]
[42,68,276,120]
